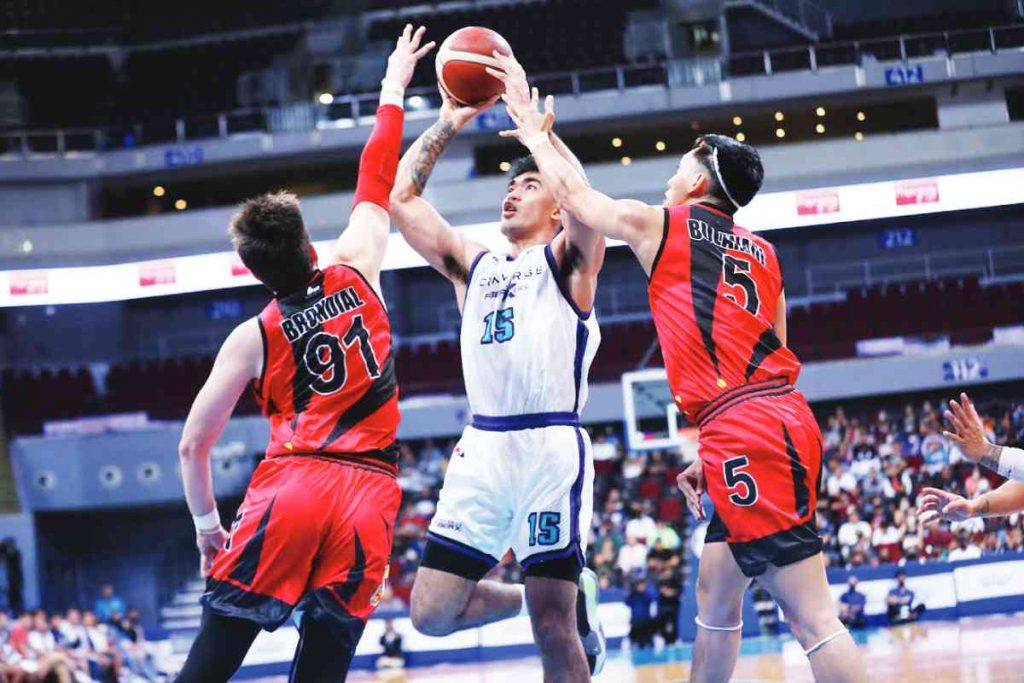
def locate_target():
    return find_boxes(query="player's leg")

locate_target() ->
[410,564,523,636]
[175,609,261,682]
[516,425,595,680]
[412,426,521,635]
[525,570,589,683]
[758,554,866,683]
[287,599,366,683]
[690,536,751,683]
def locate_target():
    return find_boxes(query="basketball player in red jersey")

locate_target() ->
[173,26,435,682]
[495,56,866,683]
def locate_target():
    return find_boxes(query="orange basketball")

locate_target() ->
[435,27,513,106]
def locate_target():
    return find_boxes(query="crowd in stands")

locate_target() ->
[816,395,1024,569]
[0,585,160,682]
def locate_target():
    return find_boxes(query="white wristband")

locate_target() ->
[998,446,1024,482]
[380,80,405,109]
[524,132,549,152]
[193,509,221,533]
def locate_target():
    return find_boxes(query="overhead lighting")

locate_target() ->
[20,239,33,254]
[735,132,746,142]
[816,106,826,117]
[815,123,825,134]
[732,116,743,126]
[775,128,786,138]
[407,95,428,110]
[318,92,334,105]
[611,137,623,148]
[499,161,511,172]
[855,132,865,141]
[620,156,632,166]
[774,111,785,122]
[857,111,866,121]
[175,199,187,210]
[655,141,666,152]
[152,185,165,197]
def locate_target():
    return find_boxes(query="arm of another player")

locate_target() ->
[331,25,435,287]
[489,53,605,310]
[178,318,263,576]
[944,391,1024,481]
[918,480,1024,524]
[774,290,788,346]
[389,89,495,303]
[497,85,663,272]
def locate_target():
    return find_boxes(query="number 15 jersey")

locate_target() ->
[460,245,600,418]
[649,203,801,420]
[255,265,399,471]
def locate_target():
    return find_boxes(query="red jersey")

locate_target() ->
[648,203,801,420]
[254,264,399,472]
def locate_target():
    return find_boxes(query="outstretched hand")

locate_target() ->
[384,24,436,90]
[917,486,976,525]
[943,392,990,462]
[438,86,500,131]
[485,51,554,144]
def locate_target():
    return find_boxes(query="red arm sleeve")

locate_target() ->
[352,103,404,212]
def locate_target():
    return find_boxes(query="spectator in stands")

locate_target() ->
[617,536,648,576]
[625,502,657,545]
[376,619,405,671]
[27,610,75,683]
[654,564,682,645]
[837,576,867,629]
[116,609,160,681]
[837,508,872,556]
[625,578,657,650]
[946,534,981,562]
[650,520,680,551]
[93,584,126,625]
[82,609,120,681]
[825,459,857,497]
[886,570,925,625]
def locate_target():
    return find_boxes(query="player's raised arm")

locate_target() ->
[943,392,1024,481]
[389,87,494,299]
[488,52,605,309]
[178,318,262,576]
[332,25,436,286]
[495,80,663,270]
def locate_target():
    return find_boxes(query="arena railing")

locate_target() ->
[2,22,1023,160]
[728,23,1024,77]
[805,244,1024,296]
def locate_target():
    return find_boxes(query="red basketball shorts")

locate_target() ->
[203,455,400,630]
[698,383,823,577]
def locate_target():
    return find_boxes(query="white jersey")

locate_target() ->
[460,244,601,418]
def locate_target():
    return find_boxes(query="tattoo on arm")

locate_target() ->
[977,497,991,516]
[979,443,1004,474]
[412,120,457,195]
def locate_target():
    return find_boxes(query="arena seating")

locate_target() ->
[2,276,1021,435]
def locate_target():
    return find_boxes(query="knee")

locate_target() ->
[409,586,455,637]
[696,578,743,626]
[530,606,576,653]
[785,604,843,648]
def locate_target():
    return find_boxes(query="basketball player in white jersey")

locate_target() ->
[389,74,606,679]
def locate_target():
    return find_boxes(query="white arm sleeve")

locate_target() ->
[998,446,1024,482]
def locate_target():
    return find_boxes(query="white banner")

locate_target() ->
[953,559,1024,603]
[3,166,1023,308]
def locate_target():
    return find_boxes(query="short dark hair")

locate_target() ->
[507,155,539,180]
[228,191,313,294]
[692,134,764,212]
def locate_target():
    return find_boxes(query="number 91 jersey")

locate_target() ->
[255,265,399,469]
[460,245,600,417]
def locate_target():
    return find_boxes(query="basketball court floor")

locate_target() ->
[300,614,1024,682]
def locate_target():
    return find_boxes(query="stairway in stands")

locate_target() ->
[160,575,204,653]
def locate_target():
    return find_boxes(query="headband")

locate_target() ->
[710,146,741,210]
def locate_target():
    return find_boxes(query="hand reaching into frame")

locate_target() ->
[383,24,436,91]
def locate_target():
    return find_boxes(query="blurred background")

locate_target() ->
[0,0,1023,680]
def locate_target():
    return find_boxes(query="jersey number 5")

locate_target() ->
[303,315,381,395]
[722,255,760,316]
[723,455,759,507]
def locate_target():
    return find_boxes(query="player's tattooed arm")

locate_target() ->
[979,443,1004,474]
[411,120,457,195]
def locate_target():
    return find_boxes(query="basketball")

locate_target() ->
[435,26,513,106]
